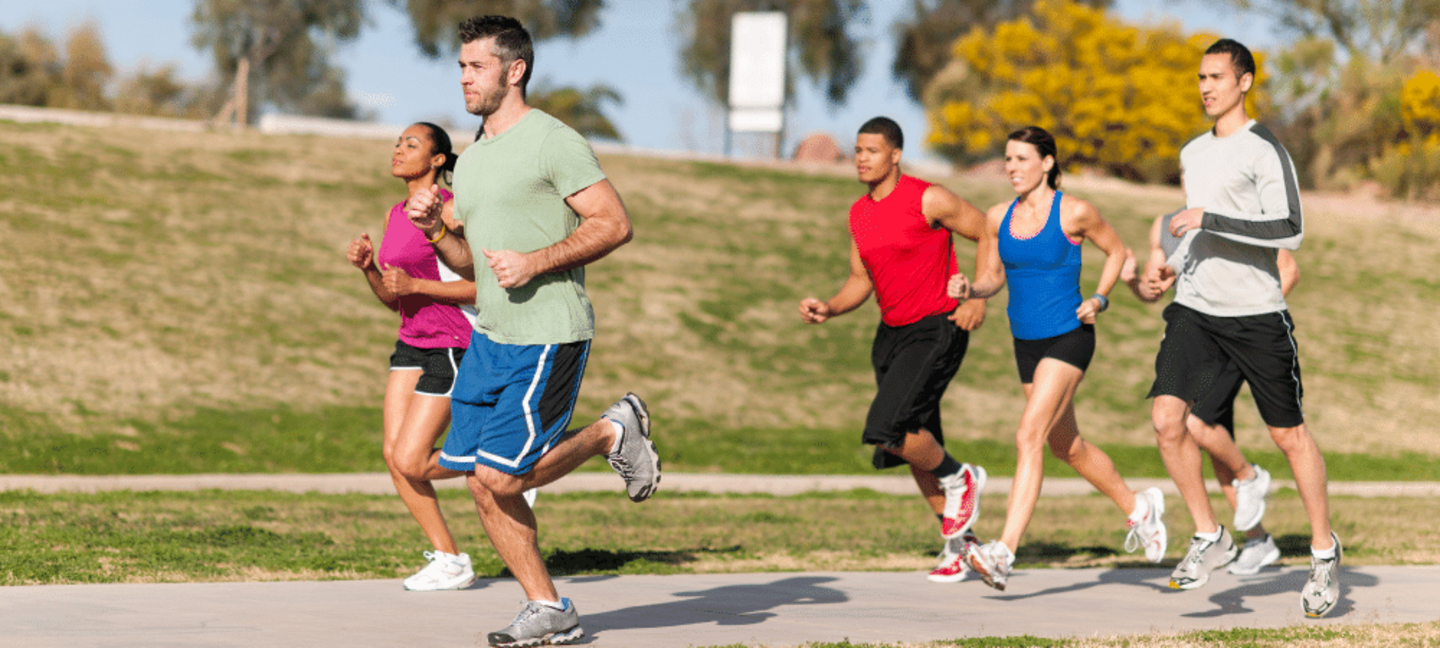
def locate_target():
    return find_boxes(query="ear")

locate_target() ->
[506,58,527,89]
[889,146,902,166]
[431,151,447,169]
[1238,71,1254,94]
[1042,155,1055,173]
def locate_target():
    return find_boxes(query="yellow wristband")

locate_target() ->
[427,226,448,244]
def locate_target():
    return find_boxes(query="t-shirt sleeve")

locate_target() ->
[539,125,607,199]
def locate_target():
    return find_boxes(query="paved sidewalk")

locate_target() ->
[6,472,1440,497]
[5,567,1437,647]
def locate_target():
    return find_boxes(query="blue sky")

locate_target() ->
[2,0,1276,161]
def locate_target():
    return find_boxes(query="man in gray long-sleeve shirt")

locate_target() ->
[1145,38,1341,618]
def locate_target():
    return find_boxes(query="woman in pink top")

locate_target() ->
[346,123,477,591]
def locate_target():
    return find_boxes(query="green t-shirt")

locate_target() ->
[453,109,607,345]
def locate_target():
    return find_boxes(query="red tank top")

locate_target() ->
[849,175,959,326]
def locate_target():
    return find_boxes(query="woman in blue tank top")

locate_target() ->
[946,126,1167,591]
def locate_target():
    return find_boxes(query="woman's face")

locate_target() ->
[391,125,443,180]
[1004,139,1053,195]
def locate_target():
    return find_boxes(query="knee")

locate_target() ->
[1268,424,1309,452]
[1151,409,1188,444]
[472,468,526,499]
[395,453,430,481]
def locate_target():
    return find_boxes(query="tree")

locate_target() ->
[528,82,624,141]
[390,0,605,57]
[51,21,112,111]
[890,0,1111,103]
[0,28,60,107]
[925,0,1238,182]
[676,0,866,108]
[190,0,367,123]
[1206,0,1440,64]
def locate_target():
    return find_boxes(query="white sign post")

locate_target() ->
[728,11,786,157]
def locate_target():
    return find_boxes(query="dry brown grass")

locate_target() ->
[1,121,1437,459]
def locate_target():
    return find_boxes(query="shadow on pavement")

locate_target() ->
[987,566,1172,601]
[1183,568,1379,619]
[579,575,848,640]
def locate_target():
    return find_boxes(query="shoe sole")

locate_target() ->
[1170,543,1239,590]
[1143,488,1167,564]
[621,393,661,503]
[404,572,476,591]
[964,548,1006,591]
[487,625,584,647]
[926,570,970,583]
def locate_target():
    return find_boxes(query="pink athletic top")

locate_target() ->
[849,175,959,327]
[376,188,472,349]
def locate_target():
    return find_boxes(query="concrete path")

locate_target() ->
[6,474,1439,647]
[5,567,1437,647]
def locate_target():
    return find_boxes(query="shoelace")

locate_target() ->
[1308,556,1335,588]
[1183,537,1214,568]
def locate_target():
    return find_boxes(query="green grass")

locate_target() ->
[4,489,1436,586]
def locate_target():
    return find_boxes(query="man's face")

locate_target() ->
[460,37,511,117]
[1198,53,1251,120]
[854,133,900,184]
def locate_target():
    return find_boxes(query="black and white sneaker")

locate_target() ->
[1302,532,1343,618]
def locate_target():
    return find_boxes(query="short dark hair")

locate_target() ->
[1205,38,1256,81]
[459,15,534,94]
[858,116,903,150]
[1008,126,1061,190]
[414,122,457,186]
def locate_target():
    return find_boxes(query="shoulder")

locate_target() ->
[984,201,1009,227]
[1059,193,1098,220]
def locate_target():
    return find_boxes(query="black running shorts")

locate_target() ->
[863,311,969,469]
[389,340,466,397]
[1011,323,1096,384]
[1148,303,1304,428]
[1189,360,1244,437]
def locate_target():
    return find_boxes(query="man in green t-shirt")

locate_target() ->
[406,15,659,648]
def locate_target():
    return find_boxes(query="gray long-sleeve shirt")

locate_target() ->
[1174,119,1303,317]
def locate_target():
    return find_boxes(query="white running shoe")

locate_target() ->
[1123,487,1168,563]
[927,532,979,583]
[402,550,475,591]
[966,540,1014,591]
[1228,533,1281,575]
[604,393,661,502]
[1302,533,1343,618]
[1232,463,1271,532]
[939,464,986,539]
[1168,527,1237,590]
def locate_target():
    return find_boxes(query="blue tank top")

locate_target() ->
[999,192,1083,340]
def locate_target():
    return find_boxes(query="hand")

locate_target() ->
[946,273,972,301]
[1140,265,1174,300]
[482,248,537,289]
[405,184,445,239]
[1076,297,1102,324]
[1169,208,1204,237]
[948,299,986,331]
[798,297,831,324]
[381,265,415,296]
[347,234,374,270]
[1119,249,1138,284]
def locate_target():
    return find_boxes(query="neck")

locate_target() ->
[404,172,440,200]
[481,94,531,139]
[1213,104,1250,138]
[867,168,902,201]
[1017,183,1054,211]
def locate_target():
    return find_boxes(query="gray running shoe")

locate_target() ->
[1302,532,1343,618]
[487,598,584,647]
[1228,533,1281,575]
[1232,463,1271,532]
[1123,487,1168,563]
[1168,527,1237,590]
[966,540,1013,591]
[939,464,986,538]
[604,393,661,502]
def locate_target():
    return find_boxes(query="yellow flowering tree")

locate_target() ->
[1401,69,1440,143]
[925,0,1262,183]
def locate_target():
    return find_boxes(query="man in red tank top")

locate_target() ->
[798,117,993,583]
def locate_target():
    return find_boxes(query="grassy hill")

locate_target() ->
[1,120,1437,477]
